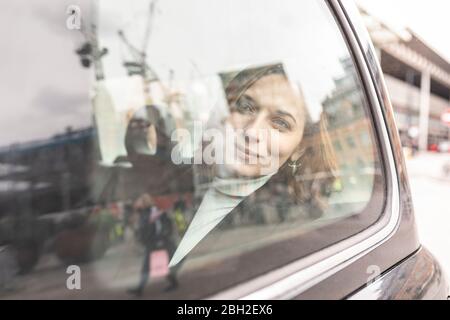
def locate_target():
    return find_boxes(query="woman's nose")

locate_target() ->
[243,113,268,144]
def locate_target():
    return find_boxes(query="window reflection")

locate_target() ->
[0,0,383,299]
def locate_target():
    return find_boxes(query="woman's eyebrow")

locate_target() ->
[240,94,257,104]
[238,94,260,110]
[275,110,297,124]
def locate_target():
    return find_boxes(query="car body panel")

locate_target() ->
[349,247,449,300]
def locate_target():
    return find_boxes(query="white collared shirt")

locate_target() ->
[169,174,273,267]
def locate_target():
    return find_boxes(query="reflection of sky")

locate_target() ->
[357,0,450,61]
[0,0,354,148]
[0,0,92,147]
[98,0,351,122]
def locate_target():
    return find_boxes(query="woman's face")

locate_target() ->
[224,74,306,177]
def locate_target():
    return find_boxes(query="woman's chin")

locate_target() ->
[219,162,263,179]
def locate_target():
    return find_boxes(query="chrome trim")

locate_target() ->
[210,0,401,300]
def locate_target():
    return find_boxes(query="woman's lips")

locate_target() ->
[234,141,267,163]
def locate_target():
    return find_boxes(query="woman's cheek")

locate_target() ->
[228,112,248,129]
[269,131,288,159]
[272,132,301,162]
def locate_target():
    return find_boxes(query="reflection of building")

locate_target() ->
[360,8,450,150]
[322,58,375,172]
[0,124,193,220]
[0,127,96,219]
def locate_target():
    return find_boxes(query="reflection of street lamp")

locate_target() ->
[73,2,108,81]
[75,42,108,71]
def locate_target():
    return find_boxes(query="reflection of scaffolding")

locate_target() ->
[117,0,185,129]
[118,0,158,80]
[118,0,160,104]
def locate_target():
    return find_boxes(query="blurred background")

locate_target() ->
[356,0,450,279]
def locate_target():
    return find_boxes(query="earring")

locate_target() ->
[288,160,302,175]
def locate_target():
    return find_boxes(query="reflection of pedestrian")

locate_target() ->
[173,198,188,236]
[128,194,179,297]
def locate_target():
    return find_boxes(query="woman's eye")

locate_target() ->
[235,97,255,114]
[272,118,290,130]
